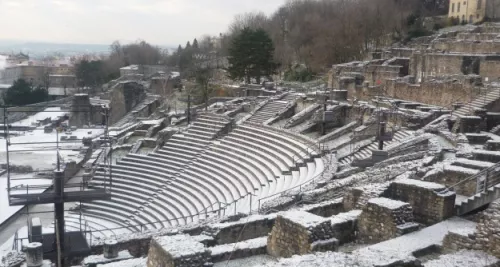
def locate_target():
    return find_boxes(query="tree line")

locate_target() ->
[169,0,449,81]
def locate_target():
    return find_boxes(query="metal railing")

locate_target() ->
[442,162,500,195]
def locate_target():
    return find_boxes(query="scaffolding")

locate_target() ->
[3,102,113,266]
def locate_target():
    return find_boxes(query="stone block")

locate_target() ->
[146,234,210,267]
[385,179,456,225]
[358,198,414,243]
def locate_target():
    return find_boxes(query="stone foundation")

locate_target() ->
[146,234,210,267]
[267,211,337,258]
[358,198,415,243]
[384,179,455,225]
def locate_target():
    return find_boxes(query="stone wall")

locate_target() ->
[358,198,415,243]
[384,179,456,225]
[343,183,390,211]
[431,39,500,54]
[475,199,500,258]
[267,211,337,258]
[146,235,210,267]
[384,77,481,108]
[411,52,500,83]
[109,82,146,124]
[423,167,477,196]
[442,228,479,252]
[208,214,276,245]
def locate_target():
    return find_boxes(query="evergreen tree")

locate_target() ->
[192,38,199,50]
[186,41,191,49]
[3,79,48,106]
[227,28,278,84]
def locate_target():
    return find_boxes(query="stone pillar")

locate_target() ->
[103,240,119,259]
[25,242,43,267]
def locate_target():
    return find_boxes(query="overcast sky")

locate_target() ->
[0,0,285,46]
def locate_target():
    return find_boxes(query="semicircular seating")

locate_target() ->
[78,112,325,235]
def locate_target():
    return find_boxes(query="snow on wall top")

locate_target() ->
[395,178,445,191]
[154,234,207,258]
[329,210,362,225]
[280,211,327,229]
[423,250,498,267]
[453,158,494,169]
[443,165,480,175]
[368,198,409,210]
[210,237,267,256]
[83,251,132,265]
[210,213,277,230]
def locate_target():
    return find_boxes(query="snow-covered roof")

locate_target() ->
[368,198,409,210]
[153,234,207,258]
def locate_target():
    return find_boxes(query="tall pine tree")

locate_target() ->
[227,28,278,84]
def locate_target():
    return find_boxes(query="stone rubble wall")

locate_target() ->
[358,198,414,243]
[384,180,456,225]
[476,199,500,258]
[267,213,335,258]
[423,168,477,197]
[146,238,210,267]
[208,214,276,245]
[343,183,390,211]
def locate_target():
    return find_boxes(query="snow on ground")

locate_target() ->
[154,234,206,258]
[214,255,277,267]
[96,257,147,267]
[12,107,67,126]
[423,250,499,267]
[0,173,52,225]
[263,217,477,267]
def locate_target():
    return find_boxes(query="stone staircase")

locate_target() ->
[246,94,296,124]
[453,87,500,117]
[449,162,500,215]
[339,130,414,165]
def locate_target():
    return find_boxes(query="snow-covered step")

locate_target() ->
[452,158,495,170]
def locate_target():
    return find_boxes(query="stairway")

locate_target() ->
[339,130,414,165]
[453,162,500,215]
[246,94,296,124]
[453,88,500,117]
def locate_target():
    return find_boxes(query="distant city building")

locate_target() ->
[0,62,74,86]
[119,65,169,78]
[449,0,500,23]
[6,53,29,65]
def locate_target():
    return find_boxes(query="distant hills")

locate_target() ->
[0,40,175,58]
[0,40,110,57]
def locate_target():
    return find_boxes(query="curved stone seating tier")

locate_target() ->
[81,122,325,236]
[95,169,195,219]
[94,173,190,226]
[239,125,319,155]
[193,155,258,195]
[224,134,298,165]
[219,138,290,171]
[65,213,128,237]
[233,127,314,157]
[202,149,275,191]
[108,166,207,215]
